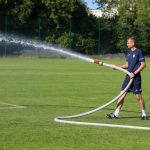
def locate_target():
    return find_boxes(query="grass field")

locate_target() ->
[0,57,150,150]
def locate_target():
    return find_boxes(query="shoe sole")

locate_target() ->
[106,114,113,119]
[106,114,119,119]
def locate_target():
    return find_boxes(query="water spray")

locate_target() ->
[1,33,149,130]
[0,33,93,63]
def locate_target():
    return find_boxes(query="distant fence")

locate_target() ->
[0,15,130,57]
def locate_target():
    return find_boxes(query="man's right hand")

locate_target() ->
[112,64,117,70]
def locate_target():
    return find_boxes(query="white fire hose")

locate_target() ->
[54,60,150,130]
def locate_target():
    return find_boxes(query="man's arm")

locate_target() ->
[134,61,146,74]
[112,62,128,70]
[130,62,146,78]
[120,62,128,69]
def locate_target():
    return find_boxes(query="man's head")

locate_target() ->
[127,37,136,49]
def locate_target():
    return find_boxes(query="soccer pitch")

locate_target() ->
[0,57,150,150]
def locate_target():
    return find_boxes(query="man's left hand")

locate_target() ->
[129,72,135,78]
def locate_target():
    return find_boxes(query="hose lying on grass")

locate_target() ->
[54,60,150,130]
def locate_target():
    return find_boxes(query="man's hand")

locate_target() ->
[129,72,135,78]
[112,64,117,70]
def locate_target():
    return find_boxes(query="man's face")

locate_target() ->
[127,39,135,49]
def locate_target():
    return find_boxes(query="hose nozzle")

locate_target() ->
[94,59,100,64]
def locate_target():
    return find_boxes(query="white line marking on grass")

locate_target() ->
[0,102,26,110]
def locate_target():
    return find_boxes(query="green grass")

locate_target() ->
[0,57,150,150]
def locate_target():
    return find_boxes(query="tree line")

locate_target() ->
[0,0,149,55]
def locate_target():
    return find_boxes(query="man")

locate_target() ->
[106,37,147,120]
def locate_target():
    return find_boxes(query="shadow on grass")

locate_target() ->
[120,116,149,120]
[23,104,150,115]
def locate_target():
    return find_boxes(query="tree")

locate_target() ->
[0,0,33,22]
[95,0,150,53]
[0,0,99,54]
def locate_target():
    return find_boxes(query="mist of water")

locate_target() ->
[0,33,94,63]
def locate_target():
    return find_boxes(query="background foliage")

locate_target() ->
[0,0,149,55]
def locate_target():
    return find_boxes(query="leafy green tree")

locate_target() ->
[0,0,149,55]
[95,0,150,53]
[0,0,33,22]
[0,0,99,54]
